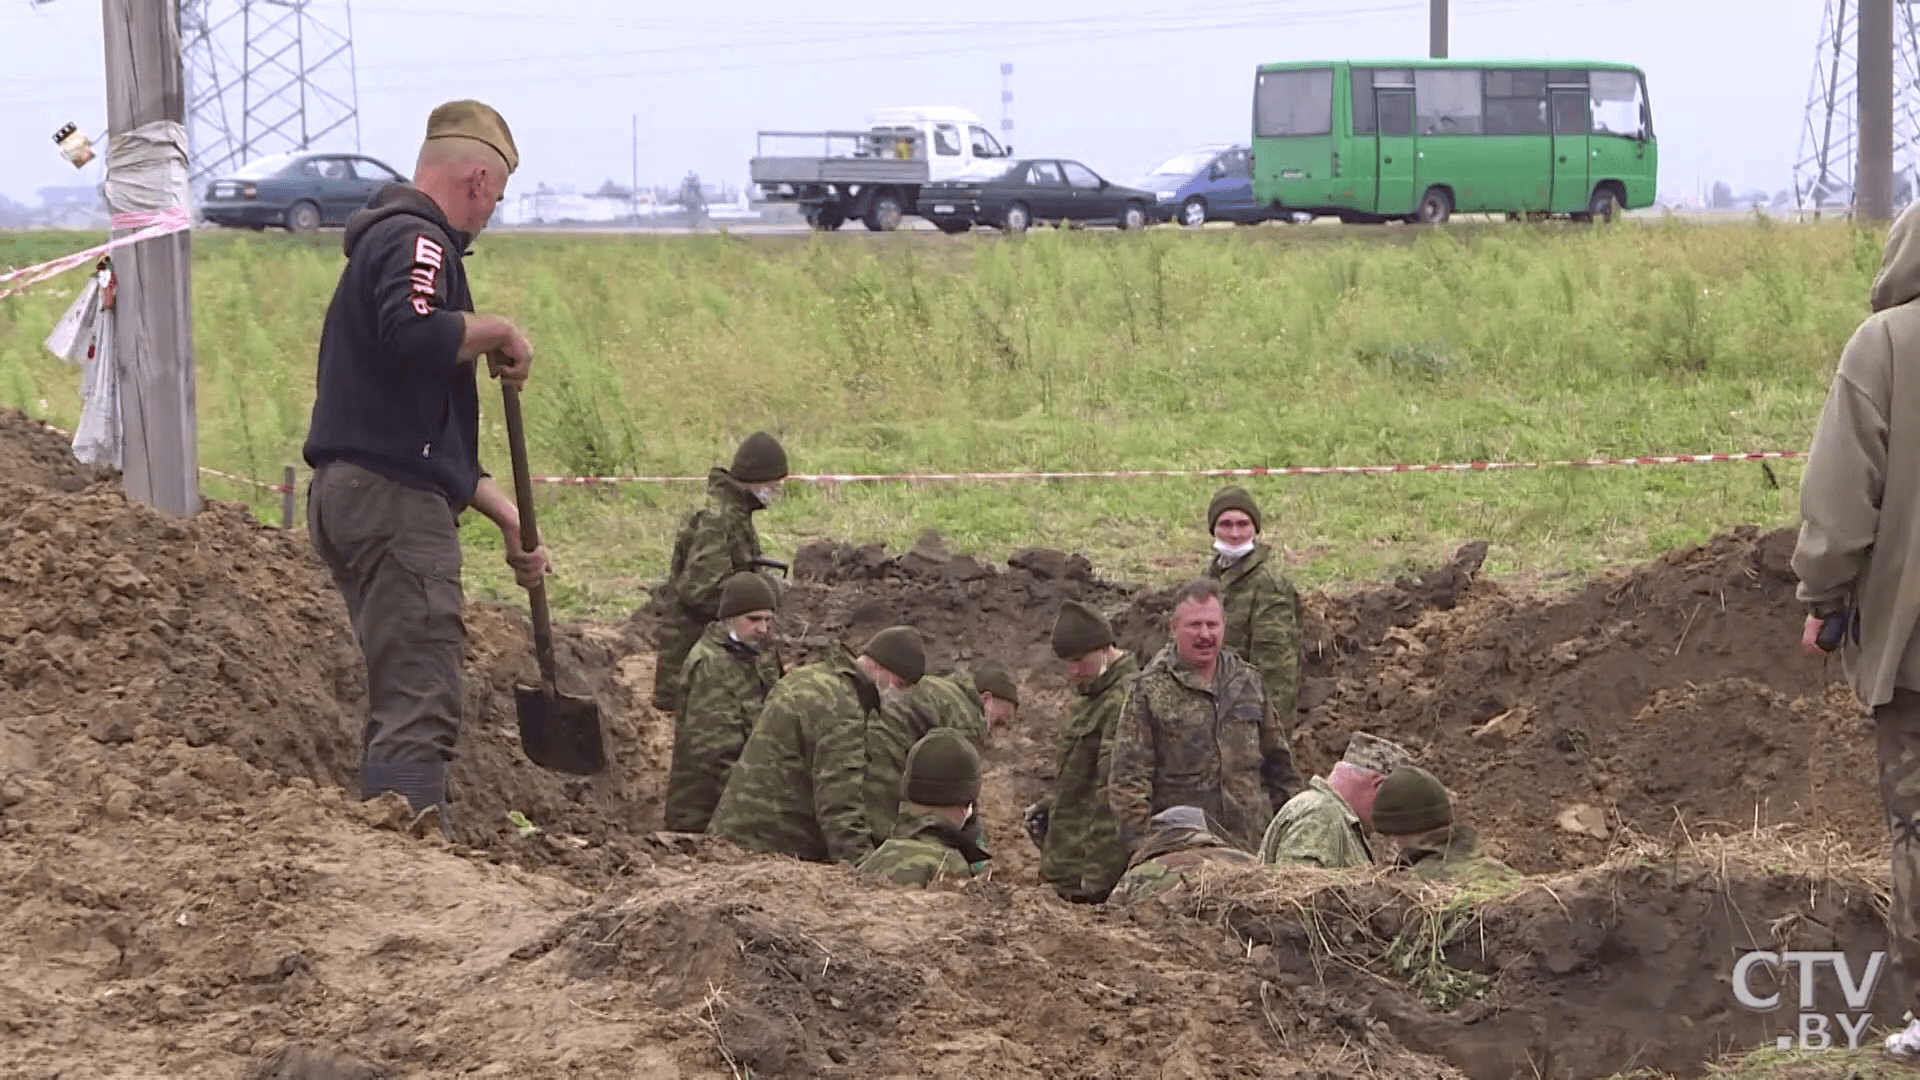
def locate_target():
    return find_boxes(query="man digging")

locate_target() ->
[663,571,784,833]
[302,101,548,830]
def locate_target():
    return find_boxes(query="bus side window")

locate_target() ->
[1413,69,1482,134]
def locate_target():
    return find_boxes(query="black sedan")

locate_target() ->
[917,159,1154,234]
[201,151,408,233]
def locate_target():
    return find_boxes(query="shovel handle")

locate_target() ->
[500,382,559,697]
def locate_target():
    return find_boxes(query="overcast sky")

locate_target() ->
[0,0,1823,204]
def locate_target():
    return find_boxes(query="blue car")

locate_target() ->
[1135,144,1264,227]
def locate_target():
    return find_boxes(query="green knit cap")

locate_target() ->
[903,730,981,806]
[730,431,789,484]
[970,660,1019,705]
[717,571,778,619]
[1051,601,1115,660]
[863,626,925,685]
[1207,485,1263,533]
[1371,766,1453,835]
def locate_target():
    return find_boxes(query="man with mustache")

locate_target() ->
[1107,579,1295,854]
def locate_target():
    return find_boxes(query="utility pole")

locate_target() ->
[1860,0,1895,219]
[630,113,639,222]
[1000,62,1014,150]
[1430,0,1447,59]
[103,0,199,516]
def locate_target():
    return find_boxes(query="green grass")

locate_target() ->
[0,217,1875,616]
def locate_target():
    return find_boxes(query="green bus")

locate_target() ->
[1250,59,1656,223]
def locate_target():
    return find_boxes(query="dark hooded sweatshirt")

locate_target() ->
[302,184,483,509]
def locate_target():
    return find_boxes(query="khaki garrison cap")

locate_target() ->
[425,100,519,174]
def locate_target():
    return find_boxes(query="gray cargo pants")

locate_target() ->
[1877,687,1920,1012]
[308,462,466,814]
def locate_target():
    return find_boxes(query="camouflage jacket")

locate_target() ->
[1040,653,1138,902]
[663,622,784,833]
[1207,544,1304,737]
[1259,776,1372,869]
[707,643,877,864]
[1108,645,1292,853]
[1390,825,1519,888]
[1107,825,1262,906]
[667,469,765,623]
[864,672,988,846]
[857,810,991,887]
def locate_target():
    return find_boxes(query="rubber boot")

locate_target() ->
[360,759,452,839]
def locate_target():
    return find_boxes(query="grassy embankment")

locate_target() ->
[0,219,1879,618]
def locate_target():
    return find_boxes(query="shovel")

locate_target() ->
[501,382,607,776]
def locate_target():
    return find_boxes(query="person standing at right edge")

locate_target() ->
[1791,202,1920,1062]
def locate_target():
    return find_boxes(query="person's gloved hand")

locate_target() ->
[1023,798,1052,850]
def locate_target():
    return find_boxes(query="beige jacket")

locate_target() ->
[1793,205,1920,706]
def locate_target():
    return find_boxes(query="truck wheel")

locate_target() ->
[806,205,846,231]
[1410,187,1452,225]
[1002,202,1031,234]
[863,192,904,232]
[1180,197,1207,227]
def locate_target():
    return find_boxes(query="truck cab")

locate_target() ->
[867,107,1014,183]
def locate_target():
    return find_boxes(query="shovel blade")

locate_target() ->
[514,683,607,775]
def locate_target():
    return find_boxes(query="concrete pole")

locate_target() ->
[1430,0,1448,59]
[103,0,200,515]
[1859,0,1895,221]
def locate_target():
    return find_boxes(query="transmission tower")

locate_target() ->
[1795,0,1920,215]
[178,0,361,185]
[1000,62,1013,147]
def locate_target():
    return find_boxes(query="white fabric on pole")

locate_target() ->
[43,267,122,468]
[104,119,191,217]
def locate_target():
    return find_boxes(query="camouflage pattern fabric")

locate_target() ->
[707,643,876,864]
[1208,544,1304,742]
[1877,689,1920,1010]
[663,621,783,833]
[1108,645,1293,853]
[1107,827,1261,906]
[864,673,987,846]
[1259,776,1372,869]
[653,468,765,710]
[1040,653,1139,903]
[857,809,991,887]
[1389,824,1519,888]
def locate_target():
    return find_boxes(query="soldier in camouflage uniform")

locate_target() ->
[1372,766,1518,888]
[1108,580,1296,854]
[652,431,790,712]
[663,572,785,833]
[1026,602,1136,903]
[1204,486,1305,744]
[865,662,1018,847]
[708,626,924,864]
[1106,806,1262,907]
[1260,732,1412,869]
[859,731,991,887]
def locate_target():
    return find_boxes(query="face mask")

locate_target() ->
[1214,539,1256,561]
[754,485,782,508]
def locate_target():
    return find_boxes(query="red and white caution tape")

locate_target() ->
[527,451,1805,487]
[198,465,294,495]
[0,207,192,301]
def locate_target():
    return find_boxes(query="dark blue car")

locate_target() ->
[201,151,408,233]
[1135,144,1264,227]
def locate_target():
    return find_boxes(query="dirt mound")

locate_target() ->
[1293,526,1872,872]
[0,408,113,494]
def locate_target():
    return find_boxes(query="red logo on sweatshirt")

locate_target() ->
[409,235,444,316]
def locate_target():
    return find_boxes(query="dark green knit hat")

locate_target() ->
[903,730,981,806]
[863,626,925,685]
[1207,485,1263,533]
[717,571,778,619]
[1371,766,1453,835]
[1051,601,1115,660]
[970,660,1019,706]
[731,431,789,484]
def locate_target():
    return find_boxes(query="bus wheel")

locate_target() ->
[1412,188,1452,225]
[1586,186,1622,224]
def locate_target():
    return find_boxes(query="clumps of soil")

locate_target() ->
[0,408,114,493]
[1293,526,1874,872]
